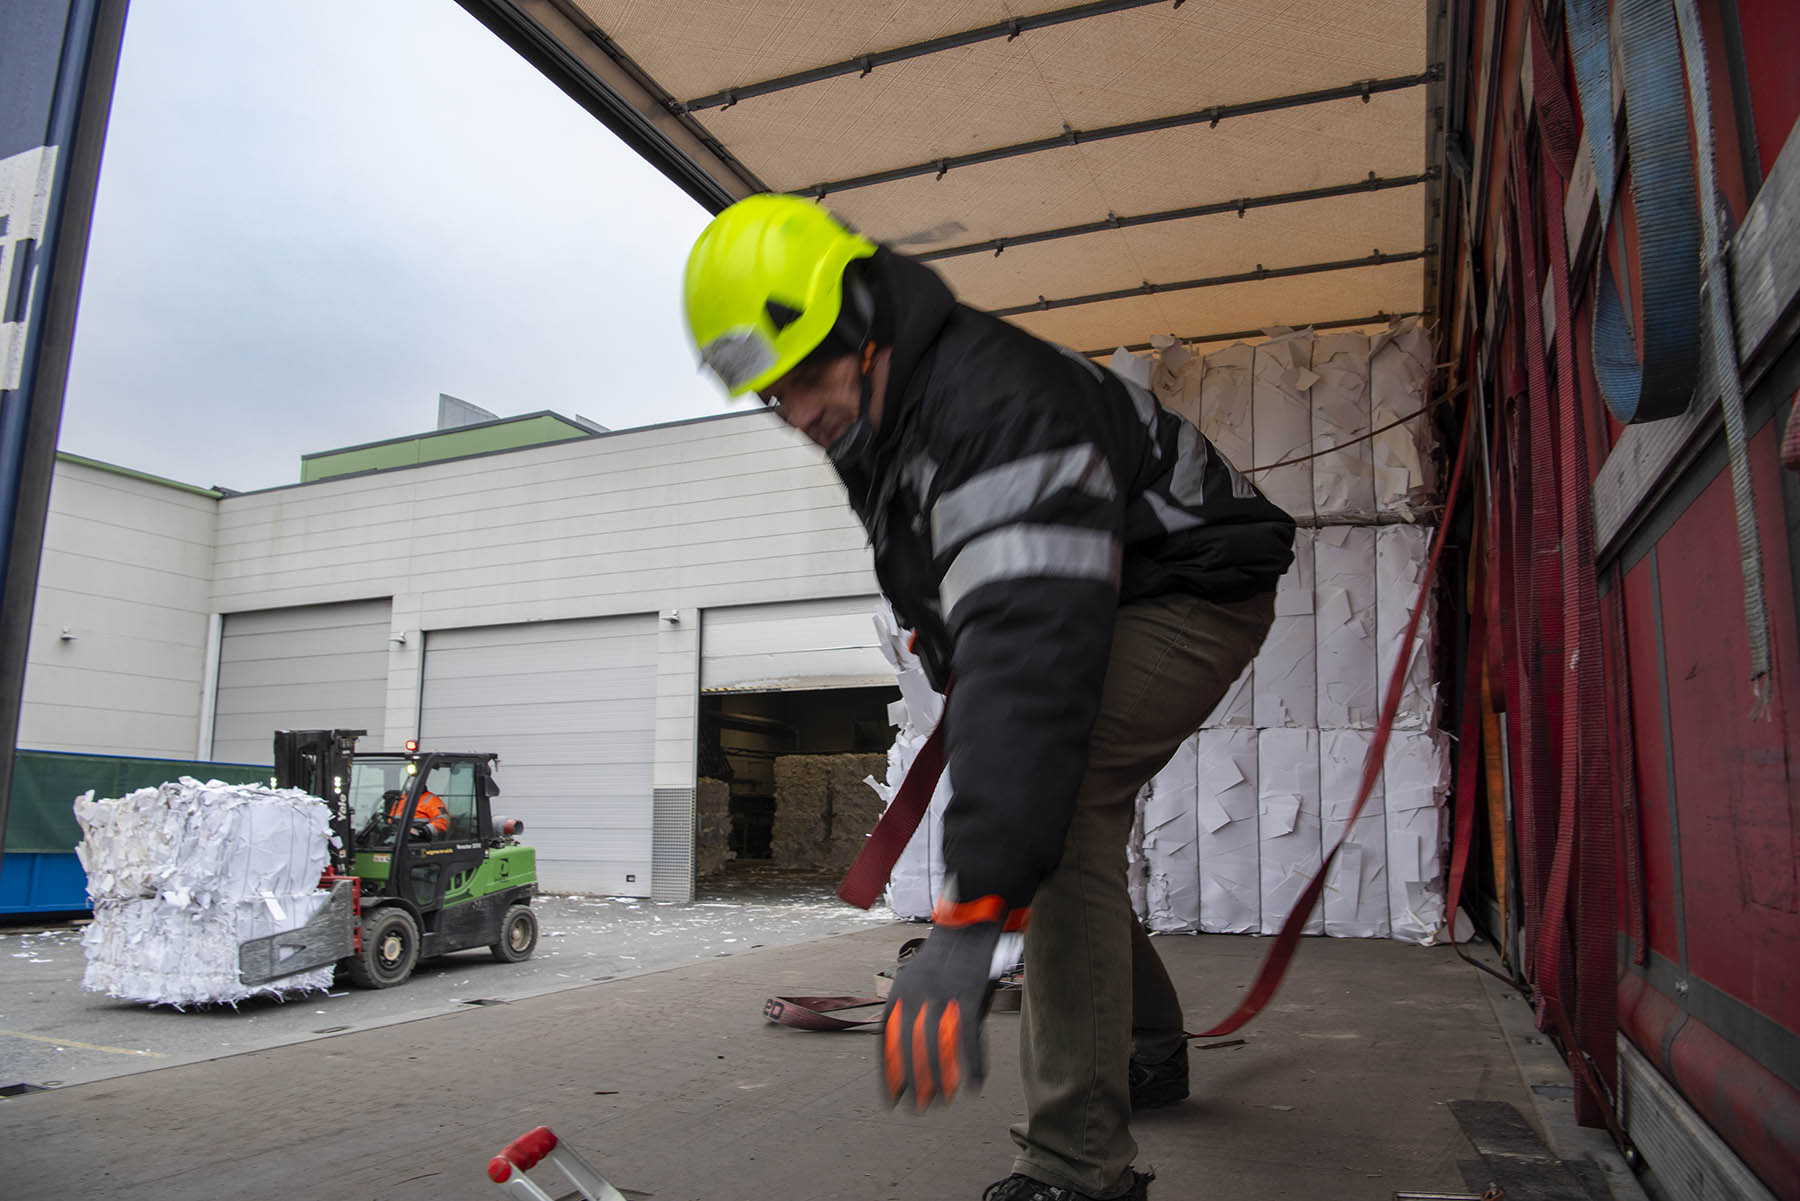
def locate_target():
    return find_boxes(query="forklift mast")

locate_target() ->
[272,728,366,875]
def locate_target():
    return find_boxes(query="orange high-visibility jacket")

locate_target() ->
[390,790,450,834]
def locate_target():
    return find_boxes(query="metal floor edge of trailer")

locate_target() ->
[3,926,1643,1201]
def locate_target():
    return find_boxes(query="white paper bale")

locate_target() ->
[1250,329,1316,522]
[74,777,335,1006]
[1320,730,1390,938]
[1310,332,1376,520]
[1314,525,1380,729]
[878,730,953,921]
[873,598,953,920]
[1140,736,1201,932]
[74,777,331,907]
[81,891,335,1007]
[873,605,944,735]
[1383,730,1452,943]
[1194,729,1261,934]
[1197,342,1255,475]
[1254,528,1316,728]
[1370,317,1436,519]
[1259,728,1323,936]
[1127,786,1150,923]
[1376,525,1439,730]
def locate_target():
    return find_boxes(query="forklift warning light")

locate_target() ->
[405,739,418,753]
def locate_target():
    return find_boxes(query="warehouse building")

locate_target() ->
[18,402,904,900]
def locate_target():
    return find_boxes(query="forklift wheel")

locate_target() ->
[347,907,421,988]
[491,903,539,963]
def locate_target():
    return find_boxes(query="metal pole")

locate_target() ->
[0,0,130,855]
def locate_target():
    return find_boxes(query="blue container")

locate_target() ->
[0,851,90,915]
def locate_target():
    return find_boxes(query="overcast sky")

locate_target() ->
[60,0,739,494]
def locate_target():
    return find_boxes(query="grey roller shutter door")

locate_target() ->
[211,599,391,765]
[701,596,891,692]
[420,615,657,895]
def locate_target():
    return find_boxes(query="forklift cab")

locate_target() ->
[347,746,502,913]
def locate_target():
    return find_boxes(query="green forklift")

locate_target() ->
[237,729,539,990]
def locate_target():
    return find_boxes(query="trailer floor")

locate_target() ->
[4,925,1617,1200]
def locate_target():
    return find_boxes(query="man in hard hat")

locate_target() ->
[386,784,449,839]
[684,195,1293,1201]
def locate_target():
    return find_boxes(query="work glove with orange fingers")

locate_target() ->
[880,918,1004,1109]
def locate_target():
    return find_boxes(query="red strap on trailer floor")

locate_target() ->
[838,720,947,909]
[763,994,887,1031]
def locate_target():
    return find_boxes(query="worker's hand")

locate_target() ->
[880,919,1002,1109]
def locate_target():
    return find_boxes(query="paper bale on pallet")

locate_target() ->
[1376,524,1439,730]
[1370,317,1436,518]
[1314,525,1380,729]
[1310,332,1377,521]
[1258,727,1323,935]
[1384,729,1451,943]
[1319,729,1390,938]
[1139,735,1200,932]
[1251,329,1316,522]
[1254,528,1316,729]
[75,778,336,1006]
[1194,729,1260,933]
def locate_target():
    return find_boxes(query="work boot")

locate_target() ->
[982,1169,1154,1201]
[1127,1040,1189,1110]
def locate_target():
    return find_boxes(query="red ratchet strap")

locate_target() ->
[1443,539,1488,970]
[1190,393,1476,1038]
[839,719,947,908]
[1542,129,1621,1135]
[1503,25,1625,1136]
[762,994,886,1031]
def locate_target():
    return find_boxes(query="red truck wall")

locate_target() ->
[1452,2,1800,1195]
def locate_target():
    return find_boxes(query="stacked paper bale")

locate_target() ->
[75,777,336,1006]
[823,755,888,873]
[770,753,888,872]
[695,777,733,877]
[872,603,951,919]
[874,319,1448,939]
[1126,318,1452,944]
[770,757,830,867]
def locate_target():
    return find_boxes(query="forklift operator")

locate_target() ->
[385,782,450,839]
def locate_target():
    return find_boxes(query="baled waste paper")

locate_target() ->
[74,777,336,1006]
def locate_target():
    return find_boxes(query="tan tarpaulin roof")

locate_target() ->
[473,0,1441,356]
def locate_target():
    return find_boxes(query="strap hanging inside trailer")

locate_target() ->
[1565,0,1701,424]
[1189,391,1475,1039]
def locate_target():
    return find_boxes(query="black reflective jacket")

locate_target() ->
[837,250,1295,910]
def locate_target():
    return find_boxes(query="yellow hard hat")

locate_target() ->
[683,194,877,397]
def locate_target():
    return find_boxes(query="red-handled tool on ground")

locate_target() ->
[488,1126,626,1201]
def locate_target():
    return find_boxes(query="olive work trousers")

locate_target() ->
[1010,590,1275,1197]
